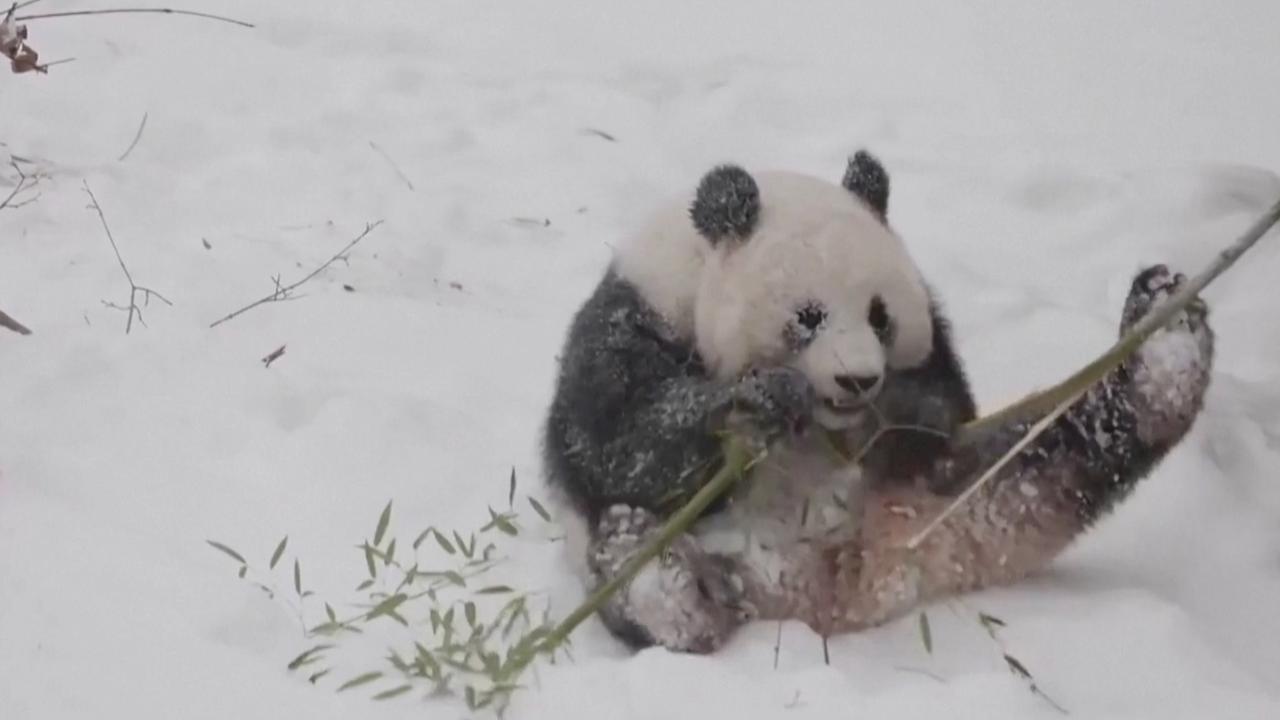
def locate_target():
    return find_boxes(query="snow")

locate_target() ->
[3,0,1280,718]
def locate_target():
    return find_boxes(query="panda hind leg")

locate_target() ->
[588,505,753,653]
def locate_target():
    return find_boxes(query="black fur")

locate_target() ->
[689,165,761,243]
[842,150,890,219]
[862,297,979,486]
[543,270,811,523]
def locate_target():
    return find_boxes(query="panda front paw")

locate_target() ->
[727,366,816,448]
[590,505,753,653]
[1120,264,1209,334]
[1117,264,1214,443]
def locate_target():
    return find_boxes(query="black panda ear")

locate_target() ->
[842,149,889,220]
[689,165,760,244]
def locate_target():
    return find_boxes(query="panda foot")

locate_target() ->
[590,505,753,653]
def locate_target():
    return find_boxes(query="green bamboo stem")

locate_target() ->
[498,436,754,681]
[954,196,1280,447]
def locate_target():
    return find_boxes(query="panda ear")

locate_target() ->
[689,164,761,245]
[842,149,889,220]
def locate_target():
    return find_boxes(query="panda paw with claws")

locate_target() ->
[727,366,816,450]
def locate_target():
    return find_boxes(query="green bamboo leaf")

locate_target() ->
[412,527,433,550]
[337,671,383,692]
[293,559,302,596]
[385,538,397,566]
[325,603,337,622]
[432,529,456,555]
[237,565,247,579]
[373,684,413,701]
[366,593,408,621]
[452,530,473,559]
[374,501,393,546]
[444,571,466,587]
[355,579,374,592]
[206,540,246,565]
[918,612,933,654]
[464,601,477,628]
[1004,654,1032,680]
[477,585,514,595]
[286,644,334,671]
[528,496,552,522]
[508,467,517,508]
[307,668,331,685]
[269,536,288,569]
[364,544,378,579]
[979,612,1006,628]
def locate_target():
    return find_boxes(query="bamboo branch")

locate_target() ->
[954,195,1280,447]
[497,436,755,681]
[84,181,173,334]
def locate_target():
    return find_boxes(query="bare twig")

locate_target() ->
[0,159,40,210]
[16,8,254,28]
[262,344,286,368]
[368,141,414,191]
[0,307,32,335]
[117,112,148,162]
[83,181,173,334]
[209,220,383,328]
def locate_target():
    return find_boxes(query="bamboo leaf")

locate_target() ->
[432,529,456,555]
[206,540,246,565]
[325,603,337,622]
[308,669,331,685]
[477,585,515,595]
[385,538,397,566]
[373,684,413,701]
[918,612,933,654]
[412,527,433,550]
[374,501,393,546]
[287,644,334,671]
[364,544,378,579]
[454,530,474,559]
[269,535,288,569]
[528,496,552,522]
[366,593,408,621]
[356,579,374,592]
[508,467,517,508]
[293,559,302,596]
[337,671,383,692]
[464,601,477,628]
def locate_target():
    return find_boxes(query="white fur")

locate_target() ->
[614,170,934,396]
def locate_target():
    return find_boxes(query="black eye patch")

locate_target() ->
[787,301,827,348]
[868,295,894,344]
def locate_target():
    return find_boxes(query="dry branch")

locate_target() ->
[0,307,31,335]
[0,158,40,210]
[117,112,148,162]
[209,220,384,328]
[84,181,173,334]
[16,7,254,29]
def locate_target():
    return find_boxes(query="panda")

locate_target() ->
[541,151,1215,653]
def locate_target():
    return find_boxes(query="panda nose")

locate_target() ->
[834,373,880,395]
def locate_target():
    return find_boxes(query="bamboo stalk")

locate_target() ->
[954,196,1280,447]
[499,437,754,679]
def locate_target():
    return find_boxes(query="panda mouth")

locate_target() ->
[822,396,872,414]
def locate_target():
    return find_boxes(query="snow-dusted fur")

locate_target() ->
[542,157,1214,652]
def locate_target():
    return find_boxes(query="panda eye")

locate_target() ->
[868,295,892,342]
[795,303,827,332]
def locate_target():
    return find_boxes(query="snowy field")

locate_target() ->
[4,1,1280,718]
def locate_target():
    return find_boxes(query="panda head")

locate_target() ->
[688,157,934,429]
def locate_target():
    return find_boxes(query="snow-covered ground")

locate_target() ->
[3,1,1280,718]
